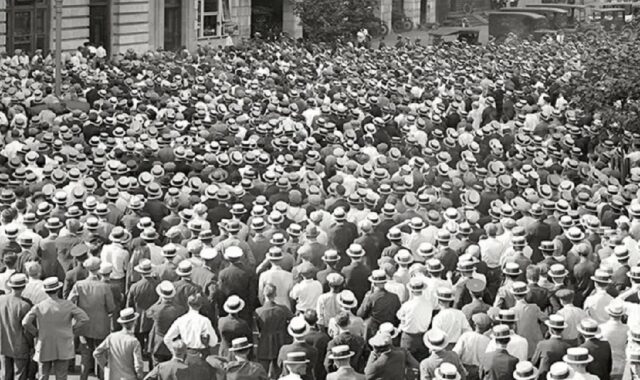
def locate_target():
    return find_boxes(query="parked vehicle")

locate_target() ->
[499,6,569,28]
[488,11,554,39]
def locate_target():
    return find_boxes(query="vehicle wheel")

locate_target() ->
[584,30,598,43]
[463,3,474,14]
[621,26,635,40]
[403,18,414,31]
[380,22,390,36]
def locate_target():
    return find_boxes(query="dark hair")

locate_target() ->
[304,309,318,326]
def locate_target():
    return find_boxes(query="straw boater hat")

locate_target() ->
[327,345,354,360]
[117,308,139,324]
[563,347,593,365]
[435,363,460,380]
[224,295,246,314]
[288,316,309,338]
[545,314,568,330]
[156,281,176,299]
[228,337,253,352]
[547,362,573,380]
[576,318,600,337]
[42,277,63,292]
[423,329,448,351]
[513,361,539,380]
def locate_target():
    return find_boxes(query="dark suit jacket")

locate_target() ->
[481,349,518,380]
[364,348,406,380]
[306,328,331,380]
[63,265,88,299]
[146,300,187,358]
[254,301,293,360]
[526,284,550,312]
[225,360,268,380]
[341,261,371,305]
[278,340,319,380]
[325,331,368,372]
[144,356,217,380]
[531,337,570,379]
[218,315,252,359]
[218,262,257,318]
[127,277,160,333]
[0,294,32,358]
[581,338,612,380]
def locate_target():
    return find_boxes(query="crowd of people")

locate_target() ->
[0,25,638,380]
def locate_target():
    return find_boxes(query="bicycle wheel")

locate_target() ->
[463,3,474,14]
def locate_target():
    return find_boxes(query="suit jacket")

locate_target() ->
[512,301,544,358]
[364,349,406,380]
[531,337,570,379]
[341,261,371,305]
[146,300,187,358]
[278,340,319,380]
[305,328,331,380]
[254,300,293,360]
[325,331,368,373]
[481,349,518,380]
[218,315,253,360]
[172,279,202,309]
[326,367,365,380]
[127,277,160,333]
[63,265,88,299]
[22,297,90,362]
[581,338,612,380]
[54,234,83,271]
[69,276,116,339]
[218,262,257,317]
[143,356,217,380]
[93,329,144,380]
[153,262,180,283]
[225,360,268,380]
[525,284,550,312]
[0,294,32,358]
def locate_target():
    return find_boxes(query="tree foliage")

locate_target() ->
[293,0,382,42]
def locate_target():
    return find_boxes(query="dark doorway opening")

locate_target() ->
[6,0,50,54]
[164,0,182,51]
[251,0,283,38]
[89,0,110,53]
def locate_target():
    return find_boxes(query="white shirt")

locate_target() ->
[623,301,640,330]
[478,238,505,268]
[570,371,598,380]
[290,279,323,312]
[22,279,48,305]
[583,289,613,324]
[432,308,471,344]
[259,267,293,310]
[600,319,628,375]
[397,294,433,334]
[163,309,218,350]
[453,331,490,366]
[100,243,130,280]
[485,333,528,361]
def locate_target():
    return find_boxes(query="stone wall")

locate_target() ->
[111,0,151,53]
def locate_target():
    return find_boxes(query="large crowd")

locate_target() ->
[0,26,638,380]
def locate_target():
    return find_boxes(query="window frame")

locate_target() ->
[196,0,232,39]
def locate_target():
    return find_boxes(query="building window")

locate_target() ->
[7,0,50,53]
[196,0,231,38]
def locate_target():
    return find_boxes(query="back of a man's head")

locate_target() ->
[25,261,42,279]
